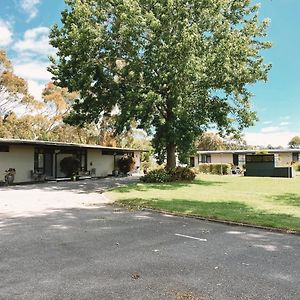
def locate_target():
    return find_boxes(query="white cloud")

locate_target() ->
[0,20,13,46]
[261,126,283,134]
[14,61,52,81]
[20,0,40,21]
[12,27,54,84]
[27,80,45,101]
[245,131,300,147]
[13,27,54,56]
[280,116,291,121]
[279,121,289,126]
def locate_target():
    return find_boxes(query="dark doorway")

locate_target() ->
[233,154,239,166]
[44,152,53,177]
[190,157,195,167]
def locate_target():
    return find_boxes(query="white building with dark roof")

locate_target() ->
[190,149,300,167]
[0,138,144,183]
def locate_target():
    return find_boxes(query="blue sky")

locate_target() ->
[0,0,299,146]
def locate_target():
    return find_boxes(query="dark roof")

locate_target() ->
[197,149,300,154]
[0,138,145,152]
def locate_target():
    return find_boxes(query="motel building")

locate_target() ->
[190,149,300,168]
[0,138,144,184]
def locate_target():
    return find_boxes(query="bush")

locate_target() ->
[169,166,196,181]
[197,163,231,175]
[292,163,300,171]
[197,163,210,174]
[141,160,159,174]
[141,168,172,183]
[118,155,135,174]
[141,166,196,183]
[60,156,80,177]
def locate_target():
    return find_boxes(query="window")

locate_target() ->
[238,155,246,165]
[201,154,211,163]
[77,149,87,171]
[246,155,274,163]
[292,153,299,162]
[34,149,45,173]
[0,145,9,152]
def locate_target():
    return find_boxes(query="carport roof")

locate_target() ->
[0,138,146,152]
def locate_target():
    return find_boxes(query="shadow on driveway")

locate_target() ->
[0,176,140,194]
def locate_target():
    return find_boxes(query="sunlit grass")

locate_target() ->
[107,175,300,232]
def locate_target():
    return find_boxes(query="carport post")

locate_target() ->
[113,152,117,174]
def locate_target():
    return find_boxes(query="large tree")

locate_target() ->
[49,0,271,169]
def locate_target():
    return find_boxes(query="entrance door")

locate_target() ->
[233,154,239,166]
[44,152,53,177]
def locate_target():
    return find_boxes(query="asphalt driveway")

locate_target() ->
[0,178,299,299]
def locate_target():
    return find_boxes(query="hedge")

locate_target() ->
[197,163,231,175]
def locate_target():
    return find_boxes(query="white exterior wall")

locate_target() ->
[211,153,233,164]
[277,153,292,166]
[0,144,143,183]
[87,149,114,177]
[196,154,233,165]
[0,145,34,183]
[87,150,142,176]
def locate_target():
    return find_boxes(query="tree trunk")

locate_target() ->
[166,143,176,170]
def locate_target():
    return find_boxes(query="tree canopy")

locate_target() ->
[49,0,271,168]
[0,49,38,116]
[289,136,300,149]
[196,132,248,151]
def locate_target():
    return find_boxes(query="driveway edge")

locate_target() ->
[111,202,300,236]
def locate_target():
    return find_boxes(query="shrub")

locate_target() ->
[118,155,135,174]
[141,166,196,183]
[210,164,219,174]
[197,163,231,175]
[197,163,210,174]
[60,156,80,177]
[141,168,172,183]
[141,160,159,174]
[292,162,300,172]
[169,166,196,181]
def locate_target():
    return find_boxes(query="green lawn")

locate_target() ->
[107,174,300,232]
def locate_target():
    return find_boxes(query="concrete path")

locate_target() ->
[0,177,299,299]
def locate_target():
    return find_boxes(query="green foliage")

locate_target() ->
[141,160,159,174]
[196,133,225,151]
[292,163,300,172]
[289,136,300,149]
[196,132,249,151]
[197,163,231,175]
[60,156,80,177]
[141,166,196,183]
[118,155,135,174]
[50,0,271,168]
[141,168,172,183]
[169,166,196,181]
